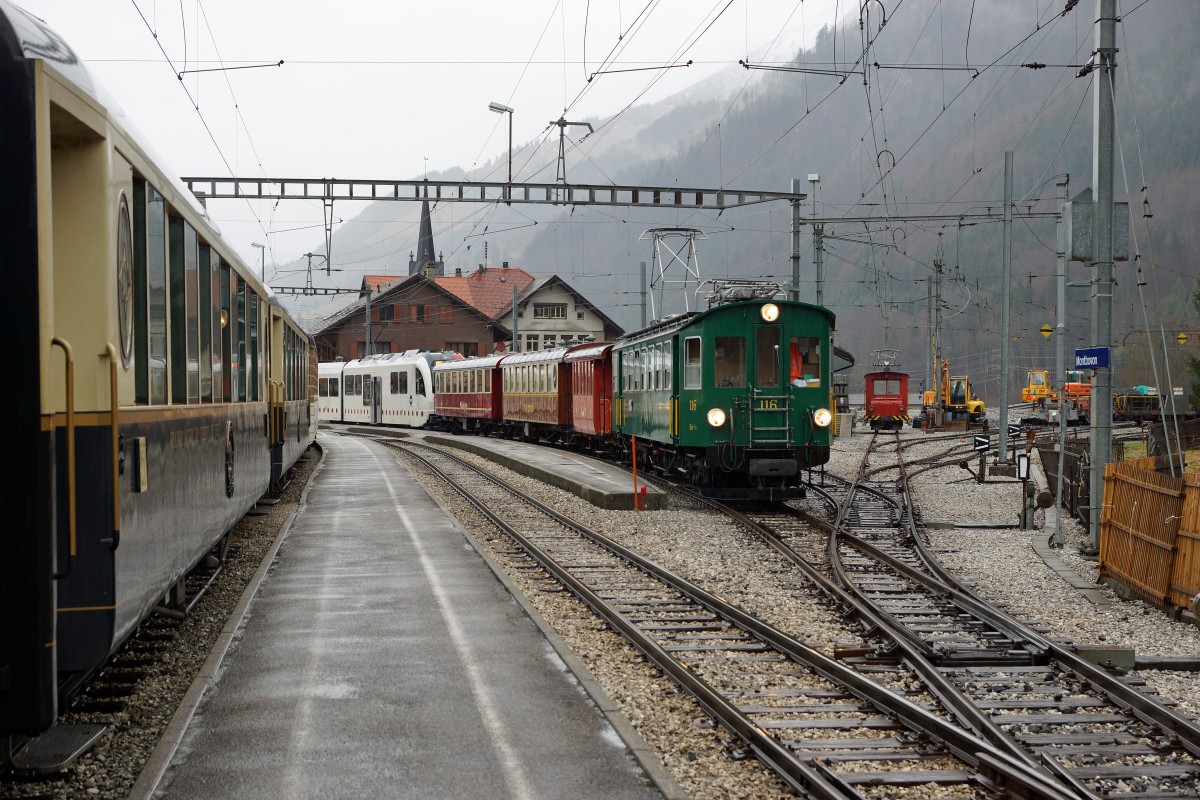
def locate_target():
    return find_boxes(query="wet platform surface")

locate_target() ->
[145,431,667,800]
[417,430,666,510]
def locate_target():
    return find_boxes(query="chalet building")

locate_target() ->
[309,204,623,360]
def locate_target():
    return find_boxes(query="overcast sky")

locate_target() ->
[17,0,843,272]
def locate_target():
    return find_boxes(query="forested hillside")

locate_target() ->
[290,0,1198,401]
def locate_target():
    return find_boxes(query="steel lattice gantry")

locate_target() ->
[180,177,804,210]
[181,176,811,300]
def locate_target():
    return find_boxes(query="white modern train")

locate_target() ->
[318,350,461,427]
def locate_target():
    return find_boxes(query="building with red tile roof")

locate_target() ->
[313,203,622,360]
[315,263,623,361]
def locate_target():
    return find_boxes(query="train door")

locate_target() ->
[369,375,382,424]
[750,325,790,446]
[413,363,430,423]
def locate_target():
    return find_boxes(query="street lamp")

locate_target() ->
[488,101,514,203]
[251,241,265,282]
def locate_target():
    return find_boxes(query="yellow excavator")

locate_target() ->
[918,360,986,429]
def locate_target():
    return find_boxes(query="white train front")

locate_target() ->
[318,350,461,427]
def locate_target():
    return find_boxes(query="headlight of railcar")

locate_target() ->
[760,303,780,322]
[706,408,727,427]
[812,407,833,427]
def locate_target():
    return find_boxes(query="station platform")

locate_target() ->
[354,425,667,511]
[136,431,673,800]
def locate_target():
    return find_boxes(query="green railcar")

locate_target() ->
[613,285,836,501]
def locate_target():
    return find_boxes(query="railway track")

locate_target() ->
[695,433,1200,798]
[386,437,1078,800]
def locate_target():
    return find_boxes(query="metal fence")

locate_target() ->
[1037,443,1091,527]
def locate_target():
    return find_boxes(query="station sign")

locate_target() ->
[1074,346,1109,370]
[973,435,989,452]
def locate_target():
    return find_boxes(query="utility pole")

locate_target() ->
[926,277,933,399]
[1052,174,1069,548]
[790,178,802,302]
[640,261,648,329]
[809,174,823,306]
[998,152,1013,463]
[511,282,519,352]
[933,258,944,426]
[1088,0,1117,554]
[551,117,594,201]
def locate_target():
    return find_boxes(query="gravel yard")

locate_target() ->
[830,420,1200,722]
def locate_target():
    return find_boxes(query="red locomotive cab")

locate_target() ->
[863,368,910,431]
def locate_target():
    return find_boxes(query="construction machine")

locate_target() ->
[1021,369,1057,403]
[1020,368,1086,426]
[915,359,986,429]
[1062,369,1092,415]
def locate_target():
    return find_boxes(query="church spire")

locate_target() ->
[408,199,444,276]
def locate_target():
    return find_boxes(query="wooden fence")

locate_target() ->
[1099,457,1200,613]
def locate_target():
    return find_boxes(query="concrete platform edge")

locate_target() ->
[127,443,327,800]
[413,457,688,800]
[423,432,663,511]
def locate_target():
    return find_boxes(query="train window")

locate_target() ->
[363,376,373,406]
[330,378,339,396]
[136,181,169,405]
[198,244,213,401]
[415,369,426,397]
[394,370,409,395]
[684,337,701,389]
[484,371,491,393]
[549,365,557,393]
[249,291,259,401]
[663,346,673,391]
[237,278,248,401]
[167,218,188,403]
[209,251,222,401]
[789,337,821,388]
[714,337,746,387]
[184,223,200,402]
[756,327,781,387]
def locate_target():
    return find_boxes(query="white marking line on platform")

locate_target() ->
[373,441,537,800]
